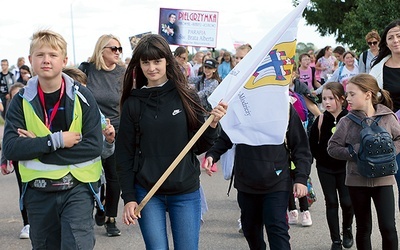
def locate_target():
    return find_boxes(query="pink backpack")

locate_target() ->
[289,90,308,122]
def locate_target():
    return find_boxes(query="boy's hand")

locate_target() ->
[17,128,36,138]
[63,131,82,148]
[293,183,307,198]
[103,119,115,143]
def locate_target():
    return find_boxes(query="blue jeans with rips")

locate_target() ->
[135,184,201,250]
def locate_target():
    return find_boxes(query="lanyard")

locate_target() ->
[37,79,65,129]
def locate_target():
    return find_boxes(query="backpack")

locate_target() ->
[289,89,308,122]
[79,62,90,76]
[347,113,398,178]
[306,177,317,207]
[311,66,316,89]
[361,50,368,66]
[338,65,345,83]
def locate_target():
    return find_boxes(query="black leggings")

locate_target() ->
[102,152,121,217]
[13,161,29,226]
[288,170,308,212]
[317,170,353,242]
[348,185,398,250]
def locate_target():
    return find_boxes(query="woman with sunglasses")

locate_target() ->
[78,34,126,237]
[359,30,381,73]
[370,19,400,215]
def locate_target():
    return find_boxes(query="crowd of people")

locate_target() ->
[1,18,400,250]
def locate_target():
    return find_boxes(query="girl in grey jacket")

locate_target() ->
[328,73,400,250]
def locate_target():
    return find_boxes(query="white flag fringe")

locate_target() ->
[208,0,310,146]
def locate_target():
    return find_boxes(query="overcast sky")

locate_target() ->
[1,0,339,67]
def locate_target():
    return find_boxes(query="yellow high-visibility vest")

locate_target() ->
[19,96,102,183]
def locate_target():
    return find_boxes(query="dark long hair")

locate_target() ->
[372,19,400,68]
[316,46,331,62]
[121,34,205,129]
[322,82,348,109]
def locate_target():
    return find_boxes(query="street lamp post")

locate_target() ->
[70,2,76,66]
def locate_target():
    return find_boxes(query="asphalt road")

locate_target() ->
[1,154,399,249]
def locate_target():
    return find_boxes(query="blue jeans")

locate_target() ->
[135,185,201,250]
[237,190,290,250]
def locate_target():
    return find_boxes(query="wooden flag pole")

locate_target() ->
[134,114,215,216]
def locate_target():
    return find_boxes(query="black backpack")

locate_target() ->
[347,113,398,178]
[78,62,90,76]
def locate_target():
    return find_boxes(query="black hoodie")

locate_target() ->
[206,105,311,194]
[309,109,348,174]
[116,80,220,204]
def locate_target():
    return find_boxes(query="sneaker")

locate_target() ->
[19,225,30,239]
[95,208,106,226]
[105,217,121,237]
[237,218,243,234]
[288,210,298,225]
[342,227,353,248]
[301,210,312,227]
[331,241,343,250]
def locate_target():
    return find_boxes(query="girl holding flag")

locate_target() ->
[116,34,227,249]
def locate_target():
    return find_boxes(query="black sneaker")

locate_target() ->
[342,227,353,248]
[95,208,106,226]
[331,241,343,250]
[105,217,121,237]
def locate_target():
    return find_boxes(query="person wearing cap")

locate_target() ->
[188,58,221,117]
[188,57,222,221]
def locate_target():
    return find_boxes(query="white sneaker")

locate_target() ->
[237,218,243,234]
[288,210,298,225]
[19,225,30,239]
[301,211,312,227]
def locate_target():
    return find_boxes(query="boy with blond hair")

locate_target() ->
[2,29,103,249]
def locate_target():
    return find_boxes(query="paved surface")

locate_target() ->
[0,127,399,249]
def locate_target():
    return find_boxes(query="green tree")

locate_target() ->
[296,42,316,55]
[293,0,400,53]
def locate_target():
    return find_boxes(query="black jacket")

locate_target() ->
[116,80,220,204]
[309,109,348,173]
[206,105,311,194]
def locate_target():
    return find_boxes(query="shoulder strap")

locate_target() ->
[318,113,323,142]
[362,50,368,66]
[311,67,316,88]
[338,65,345,82]
[348,113,382,127]
[347,113,362,126]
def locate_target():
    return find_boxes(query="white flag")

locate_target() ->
[208,0,309,146]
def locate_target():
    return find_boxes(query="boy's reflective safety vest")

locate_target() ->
[19,95,102,183]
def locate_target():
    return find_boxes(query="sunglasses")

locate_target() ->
[104,46,123,53]
[367,41,378,46]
